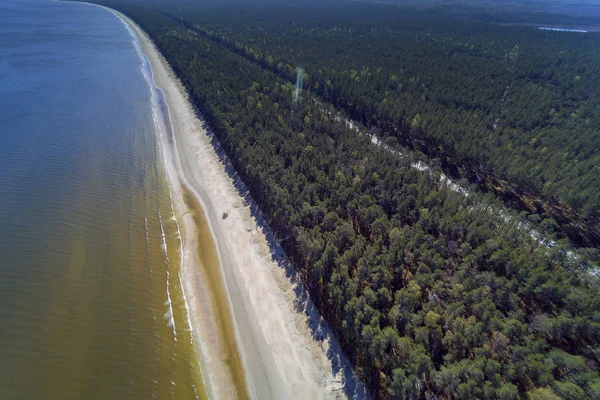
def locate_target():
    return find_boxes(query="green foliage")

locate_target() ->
[553,380,586,399]
[527,387,562,400]
[497,383,519,400]
[90,1,600,399]
[173,3,600,246]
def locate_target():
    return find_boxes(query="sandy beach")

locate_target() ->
[91,5,367,399]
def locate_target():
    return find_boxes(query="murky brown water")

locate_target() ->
[0,1,207,398]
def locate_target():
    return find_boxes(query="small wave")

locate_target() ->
[165,269,177,342]
[178,270,193,340]
[158,213,168,256]
[111,8,169,161]
[159,211,177,341]
[167,188,193,339]
[144,216,150,244]
[113,3,197,353]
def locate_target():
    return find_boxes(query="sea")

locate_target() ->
[0,0,205,398]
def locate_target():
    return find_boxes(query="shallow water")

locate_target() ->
[0,0,204,398]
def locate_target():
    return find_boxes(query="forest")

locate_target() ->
[164,2,600,247]
[89,1,600,399]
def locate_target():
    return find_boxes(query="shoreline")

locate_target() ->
[114,9,263,399]
[123,14,280,400]
[111,8,245,400]
[74,2,368,399]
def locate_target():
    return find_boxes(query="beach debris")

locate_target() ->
[222,212,229,219]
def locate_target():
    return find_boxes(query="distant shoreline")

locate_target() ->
[538,26,587,32]
[496,21,600,31]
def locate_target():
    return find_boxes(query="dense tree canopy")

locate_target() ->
[90,2,600,398]
[169,3,600,247]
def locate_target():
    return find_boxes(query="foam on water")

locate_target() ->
[158,212,177,341]
[118,8,197,344]
[112,6,197,349]
[158,213,168,255]
[107,8,213,397]
[167,187,194,338]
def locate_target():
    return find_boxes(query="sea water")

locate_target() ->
[0,0,204,398]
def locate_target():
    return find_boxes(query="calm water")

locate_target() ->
[0,0,204,398]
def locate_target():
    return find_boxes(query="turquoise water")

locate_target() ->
[0,1,204,398]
